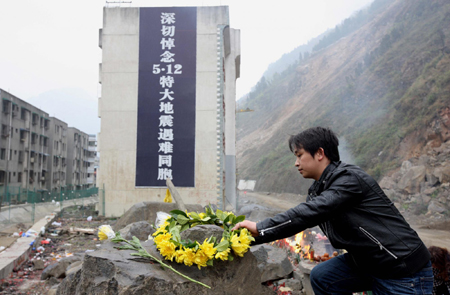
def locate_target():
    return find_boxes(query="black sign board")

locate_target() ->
[136,7,197,187]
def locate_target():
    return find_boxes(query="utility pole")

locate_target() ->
[26,110,32,201]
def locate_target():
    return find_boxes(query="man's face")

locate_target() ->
[294,148,322,181]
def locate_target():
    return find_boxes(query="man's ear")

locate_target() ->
[316,148,325,161]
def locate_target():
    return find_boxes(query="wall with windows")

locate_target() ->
[0,89,51,191]
[0,89,91,198]
[66,127,89,190]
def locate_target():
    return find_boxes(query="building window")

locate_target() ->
[21,108,28,120]
[0,149,5,160]
[1,124,8,137]
[2,100,11,113]
[18,172,22,182]
[20,130,27,142]
[32,113,39,125]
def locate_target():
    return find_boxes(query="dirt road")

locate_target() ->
[239,191,450,249]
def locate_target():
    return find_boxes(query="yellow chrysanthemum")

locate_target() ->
[154,232,172,245]
[152,221,170,236]
[158,240,177,261]
[98,225,115,241]
[194,249,209,269]
[238,228,252,246]
[199,212,206,219]
[199,239,217,260]
[214,248,230,261]
[181,247,196,266]
[174,249,185,264]
[231,232,250,257]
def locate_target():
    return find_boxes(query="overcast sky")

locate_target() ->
[0,0,373,108]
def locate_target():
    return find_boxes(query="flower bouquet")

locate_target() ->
[98,206,254,289]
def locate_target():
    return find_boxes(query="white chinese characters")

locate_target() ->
[155,11,179,181]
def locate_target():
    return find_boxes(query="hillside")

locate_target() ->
[236,0,450,194]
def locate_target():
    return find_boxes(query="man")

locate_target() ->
[233,127,433,294]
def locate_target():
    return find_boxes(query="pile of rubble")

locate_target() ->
[379,140,450,226]
[0,204,117,295]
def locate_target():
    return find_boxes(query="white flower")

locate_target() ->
[98,225,115,241]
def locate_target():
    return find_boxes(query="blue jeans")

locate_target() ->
[310,253,433,295]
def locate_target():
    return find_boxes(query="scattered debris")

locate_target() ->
[0,204,117,294]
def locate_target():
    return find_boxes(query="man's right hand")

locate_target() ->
[231,220,259,237]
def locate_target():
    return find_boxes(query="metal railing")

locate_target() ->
[0,186,102,225]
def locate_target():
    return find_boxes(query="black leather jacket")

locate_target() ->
[253,161,430,279]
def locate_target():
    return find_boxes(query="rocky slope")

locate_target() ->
[236,0,450,203]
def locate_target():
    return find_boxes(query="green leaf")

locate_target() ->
[177,215,190,225]
[200,217,211,222]
[223,215,231,224]
[222,230,230,240]
[215,240,229,252]
[208,205,215,215]
[130,252,145,257]
[228,215,235,224]
[206,259,213,266]
[182,240,197,248]
[234,215,245,224]
[170,226,181,243]
[180,223,190,232]
[170,239,182,247]
[228,254,234,261]
[169,219,177,229]
[190,212,200,220]
[116,244,137,251]
[170,209,188,218]
[207,236,216,244]
[216,209,224,220]
[132,236,141,246]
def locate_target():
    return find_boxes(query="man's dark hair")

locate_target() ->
[288,127,340,162]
